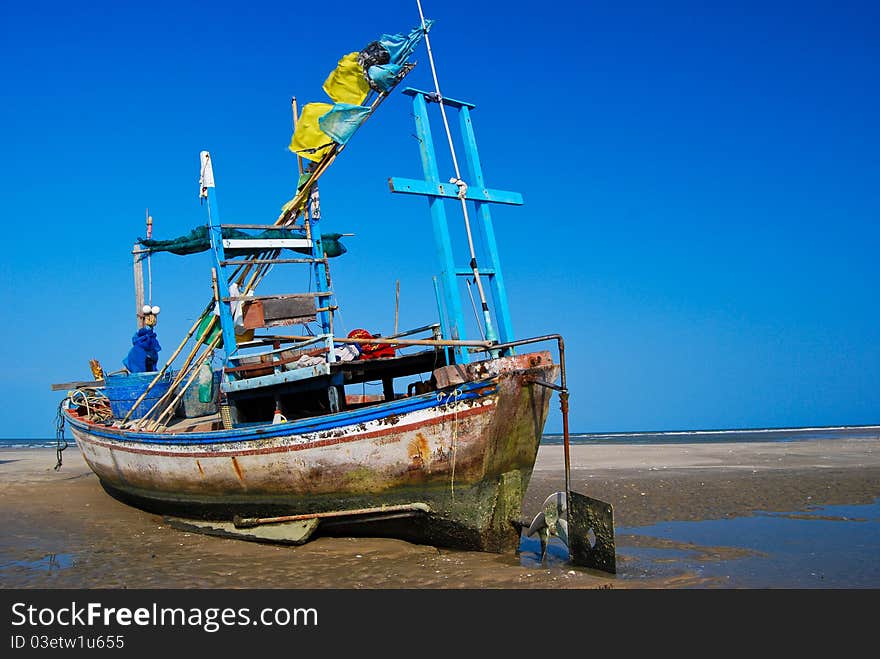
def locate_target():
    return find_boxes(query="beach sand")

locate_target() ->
[2,438,879,589]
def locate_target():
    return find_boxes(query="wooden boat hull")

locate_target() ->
[64,352,559,551]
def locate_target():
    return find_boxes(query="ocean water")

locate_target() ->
[0,438,70,449]
[542,424,880,445]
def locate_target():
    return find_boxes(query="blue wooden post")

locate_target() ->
[432,275,455,365]
[389,89,523,363]
[202,152,238,365]
[410,92,469,363]
[458,106,515,350]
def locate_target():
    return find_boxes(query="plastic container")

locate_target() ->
[178,369,222,418]
[104,371,173,420]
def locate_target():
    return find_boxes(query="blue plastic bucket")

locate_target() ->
[104,372,173,420]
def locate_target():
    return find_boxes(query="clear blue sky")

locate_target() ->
[1,0,878,438]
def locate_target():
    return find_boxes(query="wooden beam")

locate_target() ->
[220,223,305,231]
[222,238,312,250]
[51,379,105,391]
[388,177,523,206]
[133,243,144,328]
[221,292,332,302]
[220,258,321,266]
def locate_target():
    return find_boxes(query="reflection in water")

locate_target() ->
[514,499,880,587]
[517,534,570,568]
[617,499,880,587]
[2,553,75,573]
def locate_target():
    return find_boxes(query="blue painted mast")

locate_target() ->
[389,88,523,363]
[200,151,239,366]
[388,5,522,363]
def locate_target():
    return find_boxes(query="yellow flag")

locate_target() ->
[289,102,335,162]
[322,52,370,105]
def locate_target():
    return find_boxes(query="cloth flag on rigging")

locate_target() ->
[289,102,335,162]
[322,52,370,105]
[288,22,432,162]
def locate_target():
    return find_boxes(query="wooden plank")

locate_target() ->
[133,243,144,328]
[388,177,523,206]
[241,299,265,329]
[402,87,476,109]
[224,348,328,374]
[222,292,332,302]
[220,224,305,231]
[261,297,315,323]
[222,238,312,250]
[222,362,333,393]
[51,379,105,391]
[220,258,320,266]
[241,297,317,329]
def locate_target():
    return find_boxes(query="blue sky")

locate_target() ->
[1,0,878,437]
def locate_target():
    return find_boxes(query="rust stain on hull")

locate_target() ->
[407,433,430,471]
[231,456,244,483]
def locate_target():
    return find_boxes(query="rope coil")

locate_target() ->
[449,177,468,199]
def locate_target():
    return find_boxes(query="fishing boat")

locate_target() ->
[52,11,615,572]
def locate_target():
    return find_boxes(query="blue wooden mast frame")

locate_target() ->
[202,152,337,397]
[389,87,522,363]
[203,157,239,364]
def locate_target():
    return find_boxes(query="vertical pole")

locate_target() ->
[458,106,515,350]
[308,182,335,362]
[394,280,400,336]
[201,151,238,365]
[431,275,446,336]
[145,211,153,306]
[432,275,454,365]
[558,338,571,506]
[133,244,145,329]
[412,92,469,363]
[291,97,304,179]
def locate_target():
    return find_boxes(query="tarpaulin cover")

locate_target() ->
[138,226,347,257]
[123,327,161,373]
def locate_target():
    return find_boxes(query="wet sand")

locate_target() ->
[2,438,879,589]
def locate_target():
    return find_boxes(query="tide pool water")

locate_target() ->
[517,499,880,588]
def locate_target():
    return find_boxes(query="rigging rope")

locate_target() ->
[54,400,68,470]
[415,0,496,343]
[466,278,486,341]
[438,387,462,500]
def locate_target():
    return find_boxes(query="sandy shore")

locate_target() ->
[2,439,879,588]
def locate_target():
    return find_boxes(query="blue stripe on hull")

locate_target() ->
[67,378,496,446]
